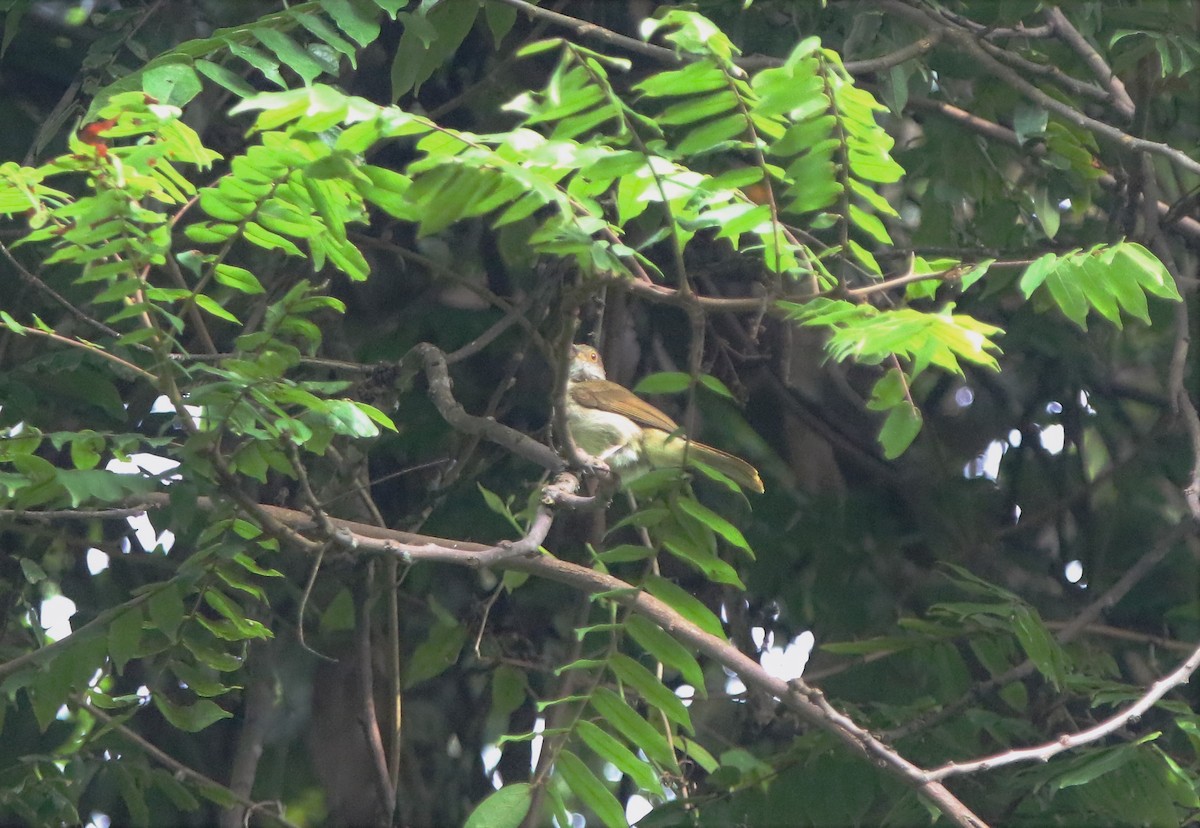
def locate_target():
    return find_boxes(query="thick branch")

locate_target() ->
[35,491,985,826]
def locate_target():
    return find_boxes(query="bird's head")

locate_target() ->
[569,344,607,382]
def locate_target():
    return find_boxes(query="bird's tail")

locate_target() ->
[643,431,764,494]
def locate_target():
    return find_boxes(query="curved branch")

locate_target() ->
[887,523,1191,741]
[928,638,1200,781]
[408,342,566,474]
[122,492,985,827]
[32,490,985,826]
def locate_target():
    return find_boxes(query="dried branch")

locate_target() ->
[489,0,679,65]
[927,638,1200,781]
[33,489,981,824]
[138,491,984,827]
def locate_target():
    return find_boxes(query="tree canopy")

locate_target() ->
[0,1,1197,826]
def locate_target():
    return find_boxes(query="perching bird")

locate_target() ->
[566,344,763,493]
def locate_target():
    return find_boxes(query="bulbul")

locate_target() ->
[566,344,764,493]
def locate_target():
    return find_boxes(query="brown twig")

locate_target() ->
[488,0,679,65]
[5,323,156,381]
[85,701,300,828]
[903,95,1200,244]
[0,240,123,340]
[355,562,396,823]
[409,342,565,473]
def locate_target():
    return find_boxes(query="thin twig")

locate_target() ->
[8,323,156,381]
[0,240,122,339]
[355,561,396,822]
[84,700,299,828]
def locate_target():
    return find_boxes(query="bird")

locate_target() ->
[565,344,764,493]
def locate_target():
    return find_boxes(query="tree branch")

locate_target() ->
[882,0,1200,178]
[887,523,1191,741]
[408,342,566,474]
[1044,6,1136,119]
[927,637,1200,781]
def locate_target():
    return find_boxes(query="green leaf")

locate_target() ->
[590,687,676,768]
[1033,188,1060,239]
[169,661,236,698]
[152,695,232,732]
[659,528,745,588]
[596,544,656,564]
[464,783,532,828]
[203,590,272,640]
[643,575,726,640]
[878,403,922,459]
[576,720,663,795]
[213,264,265,295]
[1011,606,1065,689]
[478,484,522,533]
[326,399,381,437]
[192,293,241,324]
[1013,102,1048,145]
[633,372,690,395]
[404,619,467,688]
[626,615,705,691]
[195,59,257,98]
[1044,258,1091,329]
[608,653,692,732]
[18,557,47,583]
[323,0,382,47]
[143,62,203,107]
[675,498,753,556]
[555,750,627,828]
[1117,241,1181,301]
[107,606,144,674]
[242,221,305,256]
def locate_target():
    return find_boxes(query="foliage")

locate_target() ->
[0,1,1197,827]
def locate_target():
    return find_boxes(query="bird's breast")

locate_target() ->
[565,401,644,468]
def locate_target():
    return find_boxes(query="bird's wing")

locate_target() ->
[570,381,679,432]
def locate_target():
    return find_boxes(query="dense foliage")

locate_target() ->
[0,1,1197,826]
